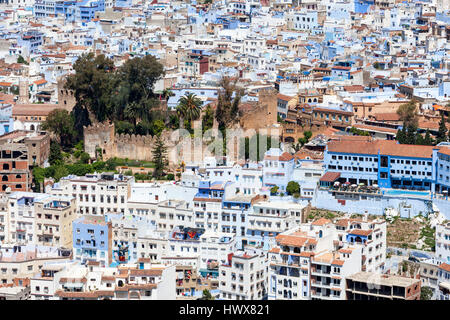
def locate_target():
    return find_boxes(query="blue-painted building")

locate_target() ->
[354,0,374,14]
[324,139,435,190]
[34,0,104,22]
[0,104,13,136]
[72,215,112,267]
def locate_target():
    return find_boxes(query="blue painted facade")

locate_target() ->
[72,216,111,267]
[325,145,434,190]
[354,0,374,14]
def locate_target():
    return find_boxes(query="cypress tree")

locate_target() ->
[152,135,168,179]
[437,113,448,144]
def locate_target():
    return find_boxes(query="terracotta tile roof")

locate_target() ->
[12,104,63,116]
[115,283,157,291]
[348,229,372,236]
[373,113,400,121]
[343,85,364,92]
[277,93,295,101]
[319,172,340,182]
[33,79,47,85]
[312,218,332,226]
[438,147,450,156]
[276,234,317,247]
[332,66,351,71]
[439,263,450,273]
[129,269,163,276]
[336,219,350,227]
[327,139,434,159]
[331,259,345,266]
[55,290,114,298]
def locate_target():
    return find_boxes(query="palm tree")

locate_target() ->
[176,104,186,129]
[162,88,174,101]
[124,101,149,128]
[177,93,202,128]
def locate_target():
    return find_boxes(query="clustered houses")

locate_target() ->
[29,260,176,300]
[0,131,50,192]
[269,218,386,300]
[48,173,133,216]
[218,249,268,300]
[0,0,448,301]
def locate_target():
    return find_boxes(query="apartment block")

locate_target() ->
[436,222,450,264]
[48,172,133,216]
[34,195,76,248]
[73,215,112,267]
[345,272,421,300]
[0,244,71,285]
[219,249,268,300]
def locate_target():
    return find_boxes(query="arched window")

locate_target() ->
[1,185,6,191]
[15,184,22,189]
[30,124,35,131]
[3,163,9,170]
[2,175,8,181]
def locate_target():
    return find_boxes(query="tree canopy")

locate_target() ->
[64,53,165,141]
[215,77,244,130]
[41,109,75,150]
[396,100,418,128]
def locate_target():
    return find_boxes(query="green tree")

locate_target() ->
[49,141,63,166]
[116,54,164,108]
[397,100,418,128]
[424,129,434,145]
[270,186,279,195]
[202,105,214,133]
[161,88,174,101]
[406,124,418,144]
[41,109,75,149]
[65,53,115,138]
[177,93,202,127]
[92,161,106,172]
[152,135,168,179]
[17,55,28,65]
[420,286,433,300]
[215,76,244,131]
[286,181,300,195]
[151,119,165,136]
[298,137,307,148]
[53,165,69,182]
[303,130,312,142]
[105,158,118,171]
[437,113,448,144]
[115,121,134,135]
[396,126,407,144]
[79,152,91,164]
[201,289,214,300]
